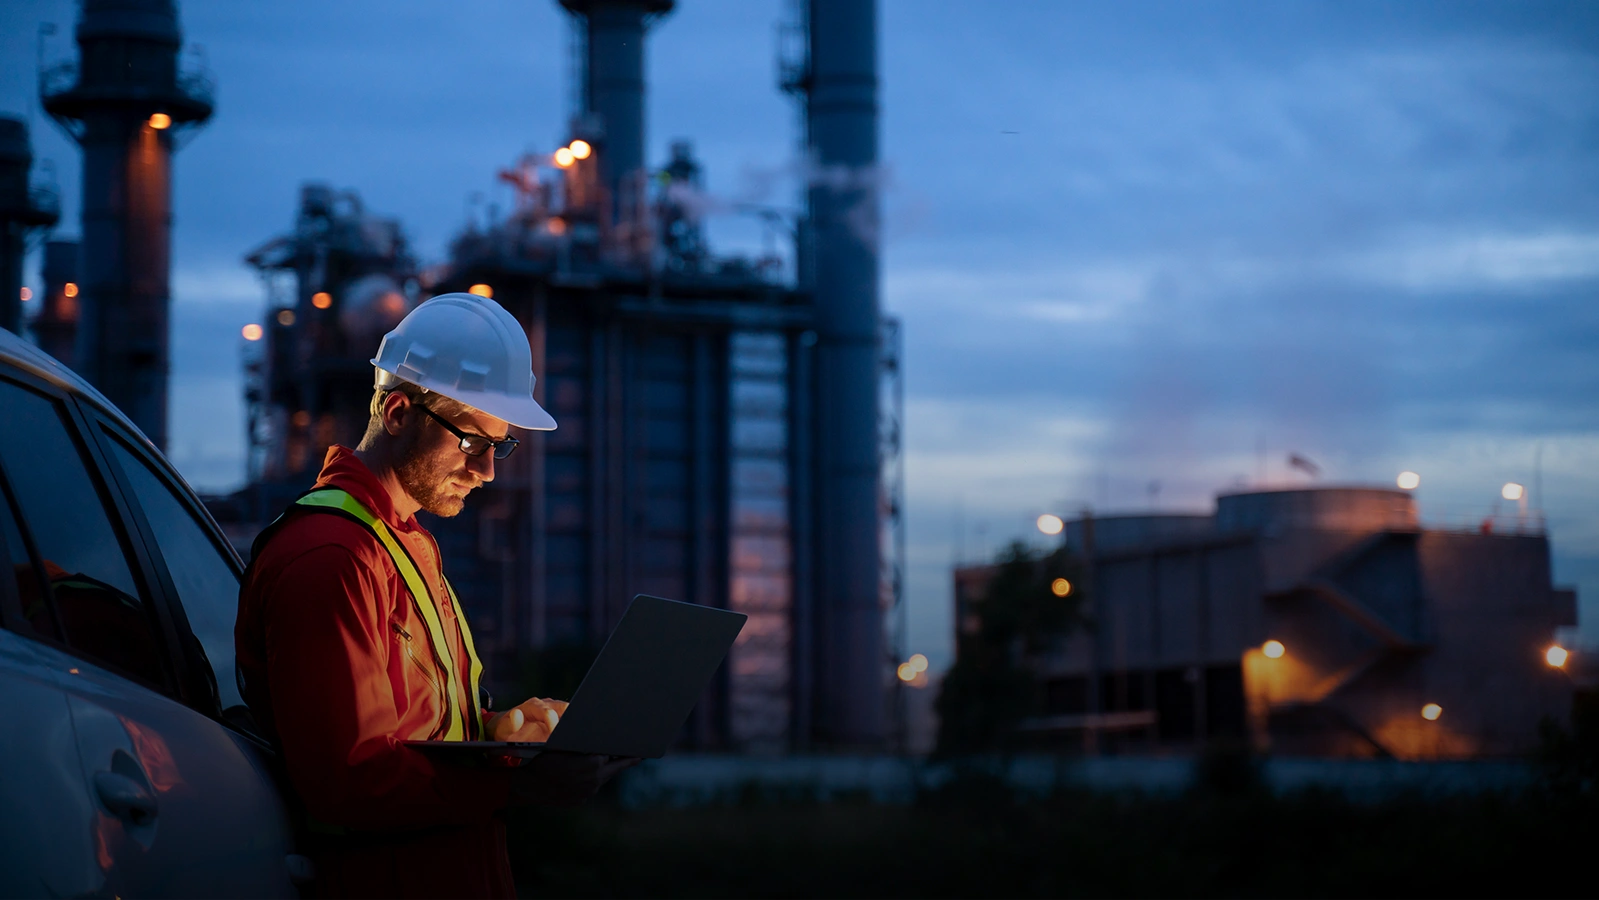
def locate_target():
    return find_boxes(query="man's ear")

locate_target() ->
[381,391,412,437]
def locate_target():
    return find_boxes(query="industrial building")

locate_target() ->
[0,117,60,338]
[953,487,1579,759]
[206,0,901,753]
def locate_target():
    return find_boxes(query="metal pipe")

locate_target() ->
[0,117,59,335]
[805,0,883,746]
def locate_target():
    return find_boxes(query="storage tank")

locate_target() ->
[1216,487,1418,534]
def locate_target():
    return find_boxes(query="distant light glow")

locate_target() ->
[908,654,928,674]
[1037,514,1064,536]
[1547,646,1569,668]
[554,147,575,167]
[1421,703,1442,721]
[276,309,296,326]
[63,282,78,298]
[292,410,311,428]
[312,291,333,309]
[1051,578,1072,597]
[241,324,263,341]
[469,283,493,298]
[547,217,568,236]
[1397,471,1420,490]
[1263,640,1285,659]
[148,113,171,130]
[896,663,917,683]
[1502,482,1525,501]
[569,139,592,160]
[18,287,30,302]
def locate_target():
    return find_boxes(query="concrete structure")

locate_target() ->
[40,0,212,450]
[0,117,60,334]
[953,487,1578,759]
[32,240,81,368]
[210,0,895,753]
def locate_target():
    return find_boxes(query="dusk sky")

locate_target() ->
[4,0,1597,671]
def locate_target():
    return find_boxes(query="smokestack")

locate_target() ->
[41,0,213,449]
[34,240,81,367]
[559,0,673,225]
[804,0,884,746]
[0,117,60,334]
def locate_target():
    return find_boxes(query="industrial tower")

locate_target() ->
[41,0,212,450]
[0,117,60,335]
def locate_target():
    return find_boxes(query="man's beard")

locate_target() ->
[394,427,479,517]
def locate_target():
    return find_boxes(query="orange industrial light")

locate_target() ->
[18,287,31,302]
[1262,640,1286,659]
[468,283,494,299]
[1051,578,1072,598]
[554,147,575,168]
[241,324,264,341]
[1547,645,1569,668]
[547,217,568,236]
[908,653,929,674]
[1421,703,1443,721]
[1397,471,1420,490]
[276,309,296,327]
[312,291,333,309]
[569,139,592,160]
[148,113,172,130]
[1502,482,1525,501]
[63,282,79,298]
[896,663,917,683]
[1036,514,1064,535]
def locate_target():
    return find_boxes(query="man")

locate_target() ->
[236,292,632,899]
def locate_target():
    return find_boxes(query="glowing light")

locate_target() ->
[276,309,296,326]
[569,139,592,160]
[554,147,575,167]
[63,282,78,298]
[1421,703,1442,721]
[469,283,494,298]
[18,287,31,302]
[292,410,311,429]
[1051,578,1072,597]
[1397,471,1420,490]
[547,217,568,236]
[312,291,333,309]
[1262,640,1285,659]
[1547,646,1569,668]
[909,654,929,674]
[1502,482,1525,501]
[148,113,172,130]
[896,663,917,683]
[1037,514,1064,536]
[241,324,263,341]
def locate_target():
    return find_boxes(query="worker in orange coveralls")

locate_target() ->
[237,292,635,899]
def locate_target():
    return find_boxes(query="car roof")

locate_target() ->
[0,327,159,454]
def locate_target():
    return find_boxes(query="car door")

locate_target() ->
[0,370,297,898]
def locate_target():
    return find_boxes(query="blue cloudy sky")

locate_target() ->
[4,0,1597,671]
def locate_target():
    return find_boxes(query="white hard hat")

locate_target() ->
[370,292,556,431]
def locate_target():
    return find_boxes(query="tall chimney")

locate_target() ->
[41,0,212,449]
[804,0,884,746]
[0,117,60,334]
[559,0,673,226]
[34,240,81,367]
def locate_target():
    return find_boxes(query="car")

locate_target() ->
[0,327,304,898]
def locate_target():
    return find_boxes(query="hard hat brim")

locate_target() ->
[445,387,558,432]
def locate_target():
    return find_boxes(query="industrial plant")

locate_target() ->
[954,486,1579,758]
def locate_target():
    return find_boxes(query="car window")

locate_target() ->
[0,477,64,643]
[0,378,168,689]
[103,433,246,712]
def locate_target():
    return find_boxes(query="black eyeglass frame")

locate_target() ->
[415,403,520,460]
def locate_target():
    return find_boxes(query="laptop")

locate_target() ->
[406,594,746,760]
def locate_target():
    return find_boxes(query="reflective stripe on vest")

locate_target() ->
[295,488,484,742]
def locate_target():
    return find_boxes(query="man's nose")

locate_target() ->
[467,450,495,483]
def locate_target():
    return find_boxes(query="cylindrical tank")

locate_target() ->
[33,240,80,367]
[1065,514,1214,554]
[0,117,60,334]
[41,0,212,450]
[1216,487,1418,534]
[807,0,884,747]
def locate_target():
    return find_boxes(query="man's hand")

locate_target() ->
[508,751,641,807]
[487,697,571,742]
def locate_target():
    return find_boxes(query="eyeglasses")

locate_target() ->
[416,404,519,460]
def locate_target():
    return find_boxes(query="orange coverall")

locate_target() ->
[236,446,518,898]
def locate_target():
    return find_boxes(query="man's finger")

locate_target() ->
[545,708,560,729]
